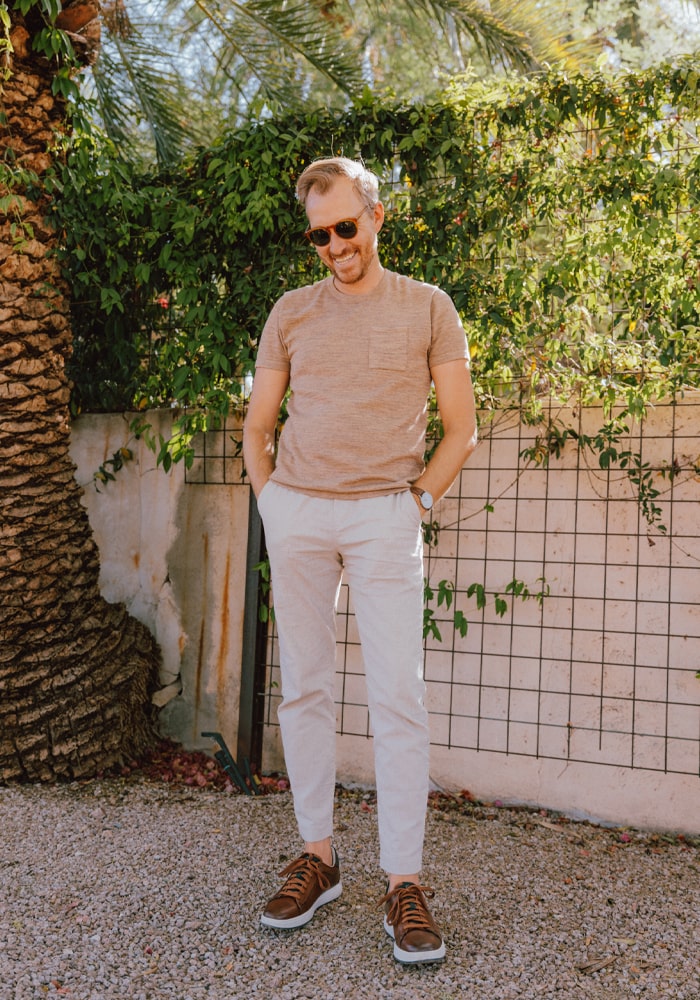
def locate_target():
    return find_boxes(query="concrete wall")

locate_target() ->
[69,411,250,756]
[70,403,700,835]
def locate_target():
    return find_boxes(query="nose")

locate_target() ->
[328,229,350,253]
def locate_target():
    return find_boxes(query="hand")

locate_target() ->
[411,492,426,515]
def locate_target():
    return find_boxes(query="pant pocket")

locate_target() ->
[255,479,275,518]
[401,489,423,528]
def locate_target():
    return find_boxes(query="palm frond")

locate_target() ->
[177,0,366,104]
[389,0,540,70]
[90,10,205,164]
[363,0,602,72]
[490,0,601,70]
[88,0,608,164]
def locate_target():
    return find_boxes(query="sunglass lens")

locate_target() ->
[334,220,358,239]
[308,229,330,246]
[306,218,362,245]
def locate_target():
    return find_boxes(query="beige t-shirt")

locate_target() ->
[255,269,469,499]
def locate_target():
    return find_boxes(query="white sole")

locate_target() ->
[260,881,342,929]
[383,915,446,964]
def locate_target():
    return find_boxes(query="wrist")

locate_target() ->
[409,485,434,512]
[253,475,271,499]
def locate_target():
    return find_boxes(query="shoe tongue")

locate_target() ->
[305,852,335,868]
[393,882,422,914]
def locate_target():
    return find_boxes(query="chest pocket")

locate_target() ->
[368,327,408,371]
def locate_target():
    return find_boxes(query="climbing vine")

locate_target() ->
[51,61,700,638]
[53,60,699,434]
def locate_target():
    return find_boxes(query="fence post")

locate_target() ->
[237,487,268,773]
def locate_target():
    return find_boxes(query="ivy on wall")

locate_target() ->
[54,60,699,462]
[52,61,700,642]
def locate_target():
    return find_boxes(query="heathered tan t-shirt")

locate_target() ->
[255,269,470,499]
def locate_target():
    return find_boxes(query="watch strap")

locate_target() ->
[410,486,432,508]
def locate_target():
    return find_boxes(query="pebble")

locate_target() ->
[0,781,698,999]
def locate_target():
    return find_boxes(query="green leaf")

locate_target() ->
[454,611,469,638]
[437,579,454,609]
[467,583,486,611]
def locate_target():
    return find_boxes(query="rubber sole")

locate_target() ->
[383,915,446,964]
[260,881,343,930]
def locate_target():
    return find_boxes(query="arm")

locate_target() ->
[242,366,290,498]
[412,358,477,508]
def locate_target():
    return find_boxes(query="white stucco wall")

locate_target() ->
[69,411,250,756]
[70,403,699,835]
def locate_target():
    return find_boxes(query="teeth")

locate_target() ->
[333,251,357,263]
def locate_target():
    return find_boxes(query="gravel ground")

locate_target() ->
[1,778,699,1000]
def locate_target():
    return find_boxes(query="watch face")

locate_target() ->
[421,491,434,509]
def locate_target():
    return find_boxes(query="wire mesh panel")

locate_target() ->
[184,417,245,485]
[255,93,700,790]
[263,395,700,777]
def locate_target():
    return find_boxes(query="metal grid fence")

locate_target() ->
[183,98,700,779]
[184,420,245,485]
[261,395,700,776]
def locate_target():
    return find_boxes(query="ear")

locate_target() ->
[373,200,385,233]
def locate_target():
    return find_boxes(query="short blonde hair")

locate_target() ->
[296,157,379,209]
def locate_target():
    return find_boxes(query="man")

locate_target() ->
[242,156,477,964]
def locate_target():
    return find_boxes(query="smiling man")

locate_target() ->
[242,157,477,964]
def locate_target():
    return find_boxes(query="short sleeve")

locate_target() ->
[428,288,470,369]
[255,297,291,372]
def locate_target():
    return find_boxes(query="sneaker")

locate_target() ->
[380,882,446,964]
[260,850,342,929]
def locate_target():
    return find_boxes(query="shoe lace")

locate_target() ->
[379,883,437,933]
[273,853,333,902]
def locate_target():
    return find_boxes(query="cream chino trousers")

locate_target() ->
[257,480,429,875]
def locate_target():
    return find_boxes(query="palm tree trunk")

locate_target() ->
[0,6,160,781]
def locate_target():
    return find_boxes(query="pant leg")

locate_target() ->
[257,481,343,844]
[338,491,429,875]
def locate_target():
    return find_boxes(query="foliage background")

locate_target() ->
[78,0,700,164]
[54,60,700,467]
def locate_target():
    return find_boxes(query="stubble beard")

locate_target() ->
[330,246,373,287]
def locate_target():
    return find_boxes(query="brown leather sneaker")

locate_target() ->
[261,850,342,929]
[380,882,446,963]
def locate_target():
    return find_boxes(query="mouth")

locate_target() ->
[331,250,358,265]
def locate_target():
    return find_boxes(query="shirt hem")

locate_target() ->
[268,477,413,501]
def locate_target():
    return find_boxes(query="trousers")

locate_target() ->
[256,480,429,875]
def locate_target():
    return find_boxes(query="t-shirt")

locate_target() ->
[255,269,469,499]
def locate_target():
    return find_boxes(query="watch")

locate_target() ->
[410,486,434,511]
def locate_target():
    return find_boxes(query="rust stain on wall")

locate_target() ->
[217,549,231,709]
[193,532,208,721]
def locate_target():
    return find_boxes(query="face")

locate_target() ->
[305,176,384,294]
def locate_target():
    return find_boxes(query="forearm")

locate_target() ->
[242,425,276,499]
[241,367,289,499]
[415,358,478,509]
[414,424,477,504]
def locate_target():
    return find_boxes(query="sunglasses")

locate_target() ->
[305,204,372,247]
